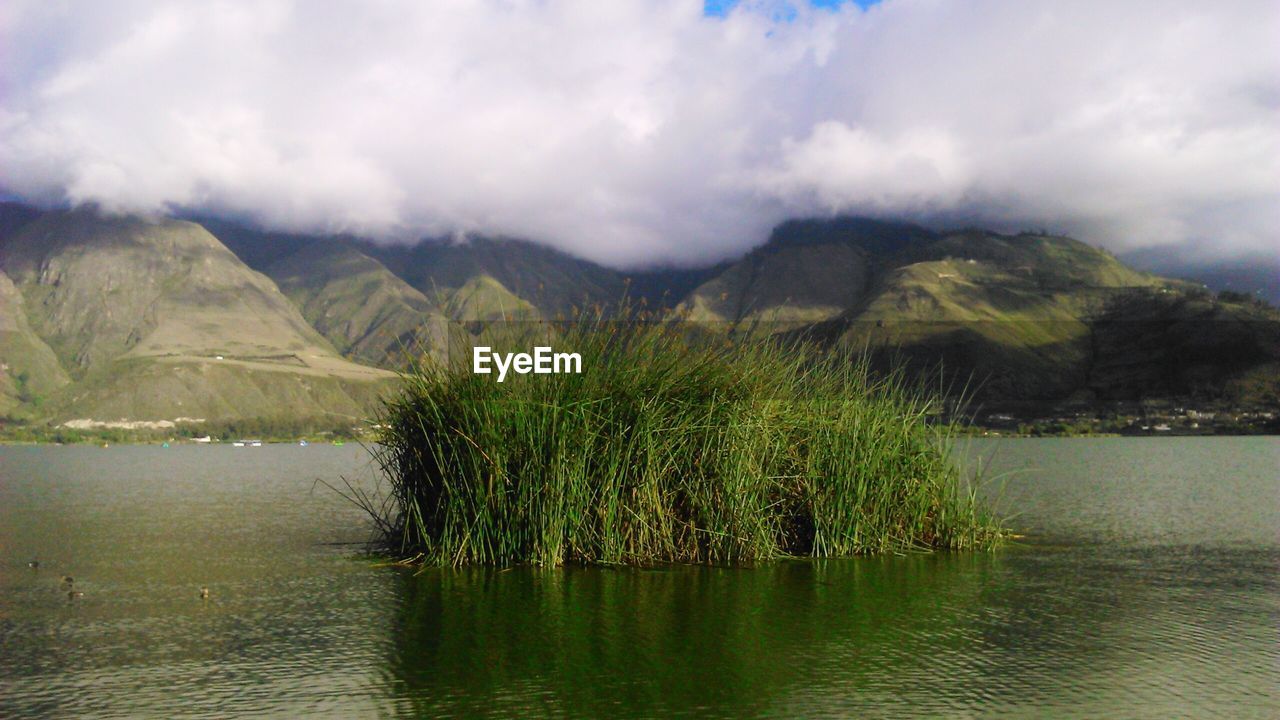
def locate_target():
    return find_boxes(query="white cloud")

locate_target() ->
[1,0,1276,267]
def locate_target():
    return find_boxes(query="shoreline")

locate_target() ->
[4,426,1278,446]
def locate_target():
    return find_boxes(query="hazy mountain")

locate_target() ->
[1121,246,1280,306]
[0,202,41,241]
[0,209,394,425]
[365,237,623,317]
[203,215,714,313]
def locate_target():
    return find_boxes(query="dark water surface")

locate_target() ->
[1,439,1276,718]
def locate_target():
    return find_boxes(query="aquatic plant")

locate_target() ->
[372,312,1003,566]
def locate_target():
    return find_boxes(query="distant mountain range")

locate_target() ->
[1,202,1276,429]
[1120,246,1280,307]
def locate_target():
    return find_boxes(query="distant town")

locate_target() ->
[966,402,1278,437]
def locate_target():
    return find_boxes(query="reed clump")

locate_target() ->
[373,313,1003,566]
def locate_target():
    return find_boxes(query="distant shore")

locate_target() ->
[0,422,370,446]
[3,417,1277,445]
[956,407,1279,437]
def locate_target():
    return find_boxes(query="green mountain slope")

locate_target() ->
[1,211,337,372]
[680,221,1160,328]
[239,238,536,367]
[0,269,71,416]
[1,206,1273,422]
[368,237,623,317]
[1083,290,1280,405]
[204,222,594,365]
[0,210,395,425]
[680,218,1276,409]
[678,218,935,328]
[826,234,1211,404]
[203,216,718,331]
[45,356,391,426]
[267,242,465,367]
[440,275,540,324]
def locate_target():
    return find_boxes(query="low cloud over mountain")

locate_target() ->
[1,1,1276,267]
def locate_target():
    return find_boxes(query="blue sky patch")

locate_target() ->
[704,0,880,18]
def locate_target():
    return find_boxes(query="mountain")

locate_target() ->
[681,219,1162,327]
[202,220,712,366]
[1,205,1274,430]
[203,216,712,312]
[680,219,1276,410]
[831,230,1171,403]
[0,209,394,426]
[198,217,622,316]
[265,242,463,367]
[366,237,623,317]
[678,218,937,327]
[1083,289,1279,406]
[0,268,70,415]
[202,223,543,365]
[0,202,41,240]
[1121,246,1280,307]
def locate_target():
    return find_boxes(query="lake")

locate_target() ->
[1,439,1276,718]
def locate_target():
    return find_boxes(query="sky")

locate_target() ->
[0,0,1276,268]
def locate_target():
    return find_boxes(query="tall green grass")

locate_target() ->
[372,313,1003,566]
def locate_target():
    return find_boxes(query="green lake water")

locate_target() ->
[1,438,1276,718]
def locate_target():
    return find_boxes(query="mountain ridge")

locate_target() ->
[0,207,395,427]
[1,203,1275,431]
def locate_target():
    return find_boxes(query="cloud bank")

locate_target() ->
[1,0,1276,266]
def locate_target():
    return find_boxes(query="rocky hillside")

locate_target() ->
[0,209,395,426]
